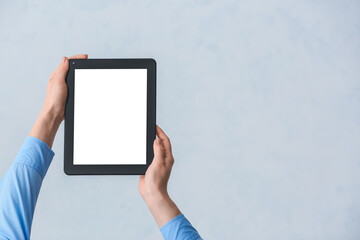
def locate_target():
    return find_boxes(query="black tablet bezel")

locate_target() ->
[64,59,156,175]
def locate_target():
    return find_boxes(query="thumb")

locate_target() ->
[153,138,165,163]
[54,56,69,80]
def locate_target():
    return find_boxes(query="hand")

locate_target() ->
[30,54,88,147]
[43,54,88,121]
[139,126,181,228]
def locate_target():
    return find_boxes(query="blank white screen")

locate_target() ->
[73,69,147,165]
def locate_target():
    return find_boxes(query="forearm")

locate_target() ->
[0,137,54,240]
[30,107,62,148]
[0,54,84,239]
[144,193,181,228]
[144,192,202,240]
[0,106,60,239]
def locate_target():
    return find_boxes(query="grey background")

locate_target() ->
[0,0,359,239]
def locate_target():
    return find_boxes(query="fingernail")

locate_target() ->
[156,138,161,144]
[62,56,67,63]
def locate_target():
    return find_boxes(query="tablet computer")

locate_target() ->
[64,59,156,175]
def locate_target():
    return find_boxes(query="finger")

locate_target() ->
[153,138,165,164]
[52,56,69,80]
[69,54,88,59]
[52,54,88,80]
[156,125,172,156]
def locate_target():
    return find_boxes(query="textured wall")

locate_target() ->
[0,0,359,239]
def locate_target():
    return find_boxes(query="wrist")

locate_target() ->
[40,105,64,125]
[29,107,63,148]
[144,191,171,208]
[144,192,181,228]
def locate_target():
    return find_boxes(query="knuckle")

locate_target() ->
[50,72,57,79]
[155,148,164,156]
[165,136,171,147]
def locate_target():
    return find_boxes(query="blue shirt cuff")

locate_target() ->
[160,214,202,240]
[13,137,55,179]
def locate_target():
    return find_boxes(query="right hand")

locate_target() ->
[139,125,174,201]
[138,125,181,228]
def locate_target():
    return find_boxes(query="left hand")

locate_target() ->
[29,54,88,147]
[43,54,88,120]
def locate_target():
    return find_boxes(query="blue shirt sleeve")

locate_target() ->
[160,214,202,240]
[0,137,54,240]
